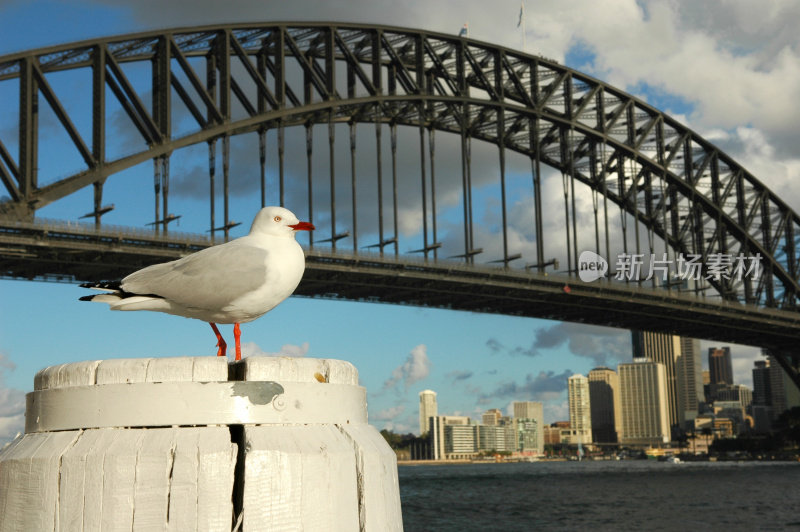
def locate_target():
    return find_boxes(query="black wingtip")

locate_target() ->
[80,280,122,290]
[79,295,95,302]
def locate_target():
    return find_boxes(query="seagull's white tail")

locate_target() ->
[83,293,122,304]
[108,296,171,312]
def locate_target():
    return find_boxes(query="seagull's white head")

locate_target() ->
[250,206,315,238]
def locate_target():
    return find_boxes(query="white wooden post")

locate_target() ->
[0,356,403,531]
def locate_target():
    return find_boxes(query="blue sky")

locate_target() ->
[3,0,800,444]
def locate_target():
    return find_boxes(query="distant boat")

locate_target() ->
[667,456,682,464]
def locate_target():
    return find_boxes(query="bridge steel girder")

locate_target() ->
[1,23,800,386]
[2,216,799,348]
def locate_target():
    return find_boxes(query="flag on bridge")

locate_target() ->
[459,23,469,37]
[517,2,524,27]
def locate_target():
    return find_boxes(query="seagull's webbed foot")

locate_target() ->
[209,322,227,358]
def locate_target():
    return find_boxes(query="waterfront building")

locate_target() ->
[544,423,566,446]
[429,415,474,460]
[632,330,683,429]
[446,424,478,458]
[477,424,508,452]
[568,374,592,445]
[618,359,671,446]
[588,367,621,443]
[516,419,543,454]
[419,389,438,436]
[512,401,544,454]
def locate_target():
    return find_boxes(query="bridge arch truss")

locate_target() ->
[1,23,799,353]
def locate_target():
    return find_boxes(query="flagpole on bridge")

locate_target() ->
[519,1,526,53]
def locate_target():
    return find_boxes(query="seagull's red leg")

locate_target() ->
[209,322,227,357]
[234,323,242,361]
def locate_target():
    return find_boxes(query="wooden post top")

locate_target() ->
[26,356,366,433]
[33,356,359,389]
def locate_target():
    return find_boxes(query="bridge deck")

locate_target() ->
[2,218,798,354]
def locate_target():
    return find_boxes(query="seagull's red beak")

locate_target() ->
[289,221,315,231]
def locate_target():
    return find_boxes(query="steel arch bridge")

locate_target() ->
[0,23,798,386]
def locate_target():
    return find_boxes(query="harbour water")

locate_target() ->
[398,460,800,531]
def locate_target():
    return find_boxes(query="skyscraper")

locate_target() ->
[568,374,592,444]
[752,359,773,432]
[678,337,704,423]
[618,360,671,445]
[708,347,734,388]
[419,390,438,436]
[751,352,800,432]
[752,359,771,406]
[631,330,683,429]
[588,367,621,443]
[763,351,800,417]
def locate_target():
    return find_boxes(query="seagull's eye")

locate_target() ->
[274,216,282,222]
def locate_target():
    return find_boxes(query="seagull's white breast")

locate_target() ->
[221,235,306,323]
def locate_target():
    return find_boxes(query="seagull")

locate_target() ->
[80,206,314,361]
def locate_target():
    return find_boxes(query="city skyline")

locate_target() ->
[412,340,763,443]
[1,0,797,446]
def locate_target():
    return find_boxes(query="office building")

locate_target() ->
[713,400,747,435]
[568,374,592,444]
[429,415,475,460]
[632,330,683,429]
[619,359,671,445]
[716,384,752,410]
[751,354,800,431]
[419,390,438,436]
[477,424,509,452]
[513,401,543,421]
[588,367,621,443]
[765,352,800,416]
[752,360,771,406]
[752,359,774,432]
[544,423,567,446]
[482,408,502,426]
[708,347,733,400]
[516,419,544,454]
[513,401,544,454]
[678,337,704,422]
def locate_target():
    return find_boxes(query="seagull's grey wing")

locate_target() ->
[121,243,268,310]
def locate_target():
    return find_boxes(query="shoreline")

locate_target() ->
[397,458,569,466]
[397,456,800,466]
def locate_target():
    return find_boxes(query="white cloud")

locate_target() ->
[383,345,432,391]
[241,341,310,358]
[0,353,24,447]
[372,405,406,421]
